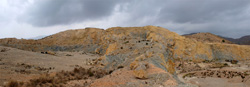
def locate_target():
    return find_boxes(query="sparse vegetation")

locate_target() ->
[183,73,195,78]
[210,63,229,68]
[0,48,8,52]
[203,60,212,63]
[222,39,225,43]
[225,59,238,64]
[123,41,129,44]
[66,54,72,56]
[231,60,238,64]
[6,80,19,87]
[40,51,56,55]
[117,66,124,69]
[203,59,222,63]
[5,67,109,87]
[1,26,250,87]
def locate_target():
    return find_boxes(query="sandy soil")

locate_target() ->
[0,46,98,86]
[65,64,178,87]
[1,45,250,87]
[178,61,250,87]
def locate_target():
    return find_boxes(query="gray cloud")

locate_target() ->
[19,0,121,27]
[4,0,250,38]
[114,0,250,38]
[157,0,250,23]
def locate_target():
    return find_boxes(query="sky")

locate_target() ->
[0,0,250,39]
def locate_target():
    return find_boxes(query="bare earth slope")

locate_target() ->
[183,32,233,44]
[0,26,250,87]
[223,35,250,45]
[0,46,99,86]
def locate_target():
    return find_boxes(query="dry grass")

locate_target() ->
[6,80,19,87]
[183,73,195,78]
[210,63,229,68]
[5,67,109,87]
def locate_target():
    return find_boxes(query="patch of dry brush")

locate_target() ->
[6,67,109,87]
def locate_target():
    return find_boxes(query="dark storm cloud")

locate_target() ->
[119,0,250,24]
[116,0,250,38]
[157,0,250,23]
[17,0,250,38]
[20,0,121,27]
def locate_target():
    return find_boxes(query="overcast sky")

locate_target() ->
[1,0,250,39]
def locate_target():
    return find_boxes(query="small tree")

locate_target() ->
[222,39,225,43]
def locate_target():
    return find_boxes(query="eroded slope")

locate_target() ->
[1,26,250,86]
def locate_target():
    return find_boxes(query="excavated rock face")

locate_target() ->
[1,26,250,86]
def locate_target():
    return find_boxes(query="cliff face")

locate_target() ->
[1,26,250,85]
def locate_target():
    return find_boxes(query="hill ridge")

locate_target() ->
[183,32,233,44]
[1,26,250,86]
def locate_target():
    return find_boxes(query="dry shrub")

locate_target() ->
[6,80,19,87]
[11,67,109,87]
[183,73,195,78]
[210,63,229,68]
[0,48,8,52]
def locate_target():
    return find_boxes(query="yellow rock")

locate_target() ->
[166,60,175,74]
[95,47,101,54]
[133,69,148,79]
[130,60,139,70]
[105,43,118,55]
[46,51,56,55]
[146,51,154,58]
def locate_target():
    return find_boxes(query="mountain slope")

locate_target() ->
[0,26,249,62]
[222,35,250,45]
[238,35,250,45]
[1,26,250,86]
[183,32,233,44]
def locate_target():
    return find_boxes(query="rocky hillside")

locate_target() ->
[1,26,250,86]
[1,25,250,66]
[183,32,233,44]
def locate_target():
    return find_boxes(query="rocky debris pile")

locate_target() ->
[14,63,55,74]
